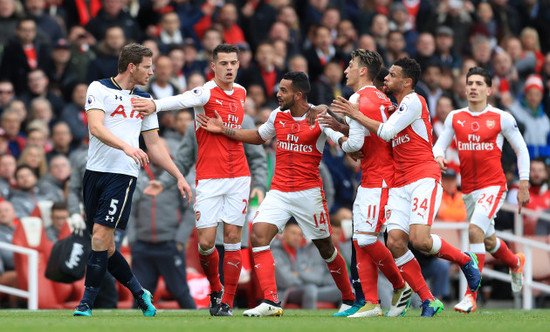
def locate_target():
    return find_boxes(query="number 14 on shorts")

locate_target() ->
[313,212,328,232]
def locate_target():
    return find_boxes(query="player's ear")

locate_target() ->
[486,86,492,97]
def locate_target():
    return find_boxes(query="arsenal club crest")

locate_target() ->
[195,211,201,221]
[486,119,495,129]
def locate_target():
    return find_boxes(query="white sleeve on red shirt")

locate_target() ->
[433,112,456,158]
[501,111,530,180]
[154,86,211,112]
[377,94,422,141]
[342,117,367,153]
[257,108,278,141]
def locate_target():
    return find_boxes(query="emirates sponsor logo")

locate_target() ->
[392,134,410,147]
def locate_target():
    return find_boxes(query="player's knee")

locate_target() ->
[409,233,431,252]
[484,236,497,251]
[468,224,485,242]
[198,238,215,251]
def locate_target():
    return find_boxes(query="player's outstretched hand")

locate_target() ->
[132,98,156,116]
[435,156,448,172]
[144,180,164,196]
[124,145,149,165]
[331,96,360,119]
[317,110,349,135]
[177,177,193,204]
[196,111,224,133]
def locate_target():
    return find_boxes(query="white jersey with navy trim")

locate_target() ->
[85,77,159,177]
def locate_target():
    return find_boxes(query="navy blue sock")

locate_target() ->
[350,245,365,302]
[81,250,109,307]
[108,250,143,297]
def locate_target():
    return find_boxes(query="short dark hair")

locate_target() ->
[466,66,492,87]
[212,43,239,61]
[15,164,36,177]
[118,43,153,73]
[282,71,311,96]
[374,66,389,89]
[351,49,383,80]
[393,57,421,87]
[51,201,68,212]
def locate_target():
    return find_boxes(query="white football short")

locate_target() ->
[194,176,251,229]
[386,178,442,234]
[353,186,389,235]
[463,185,507,237]
[253,187,331,240]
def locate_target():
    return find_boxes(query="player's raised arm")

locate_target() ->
[196,111,265,145]
[87,110,149,166]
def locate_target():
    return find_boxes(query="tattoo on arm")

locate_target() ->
[225,127,236,136]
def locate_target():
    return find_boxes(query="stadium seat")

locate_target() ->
[12,216,83,309]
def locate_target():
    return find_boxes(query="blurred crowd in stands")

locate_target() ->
[2,0,550,309]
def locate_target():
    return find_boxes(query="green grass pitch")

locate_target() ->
[0,308,548,332]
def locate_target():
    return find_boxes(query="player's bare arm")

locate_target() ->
[133,98,157,116]
[142,131,192,203]
[87,110,149,165]
[196,111,265,145]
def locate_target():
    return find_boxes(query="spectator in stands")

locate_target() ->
[438,169,467,222]
[235,42,253,77]
[128,139,196,309]
[46,122,74,163]
[519,27,544,74]
[185,71,206,91]
[469,1,498,49]
[38,154,71,198]
[45,200,69,242]
[0,0,19,47]
[416,61,443,118]
[0,17,51,95]
[19,69,65,118]
[85,0,142,42]
[10,164,63,218]
[414,32,437,71]
[1,109,25,159]
[385,30,408,66]
[0,81,15,114]
[86,26,126,83]
[310,60,353,106]
[434,26,461,74]
[504,36,536,80]
[517,158,550,235]
[436,0,473,56]
[0,200,18,307]
[47,38,79,102]
[217,3,246,45]
[470,35,493,71]
[288,54,308,74]
[240,41,283,102]
[67,26,97,83]
[25,125,50,153]
[167,47,187,92]
[24,0,64,44]
[60,83,88,145]
[491,0,522,38]
[370,13,390,52]
[28,98,54,127]
[492,50,519,109]
[0,153,16,198]
[240,0,277,50]
[271,36,290,72]
[157,12,184,52]
[334,19,358,57]
[388,2,417,56]
[17,144,47,178]
[304,25,345,82]
[164,110,193,154]
[272,220,342,309]
[508,74,550,147]
[276,5,301,55]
